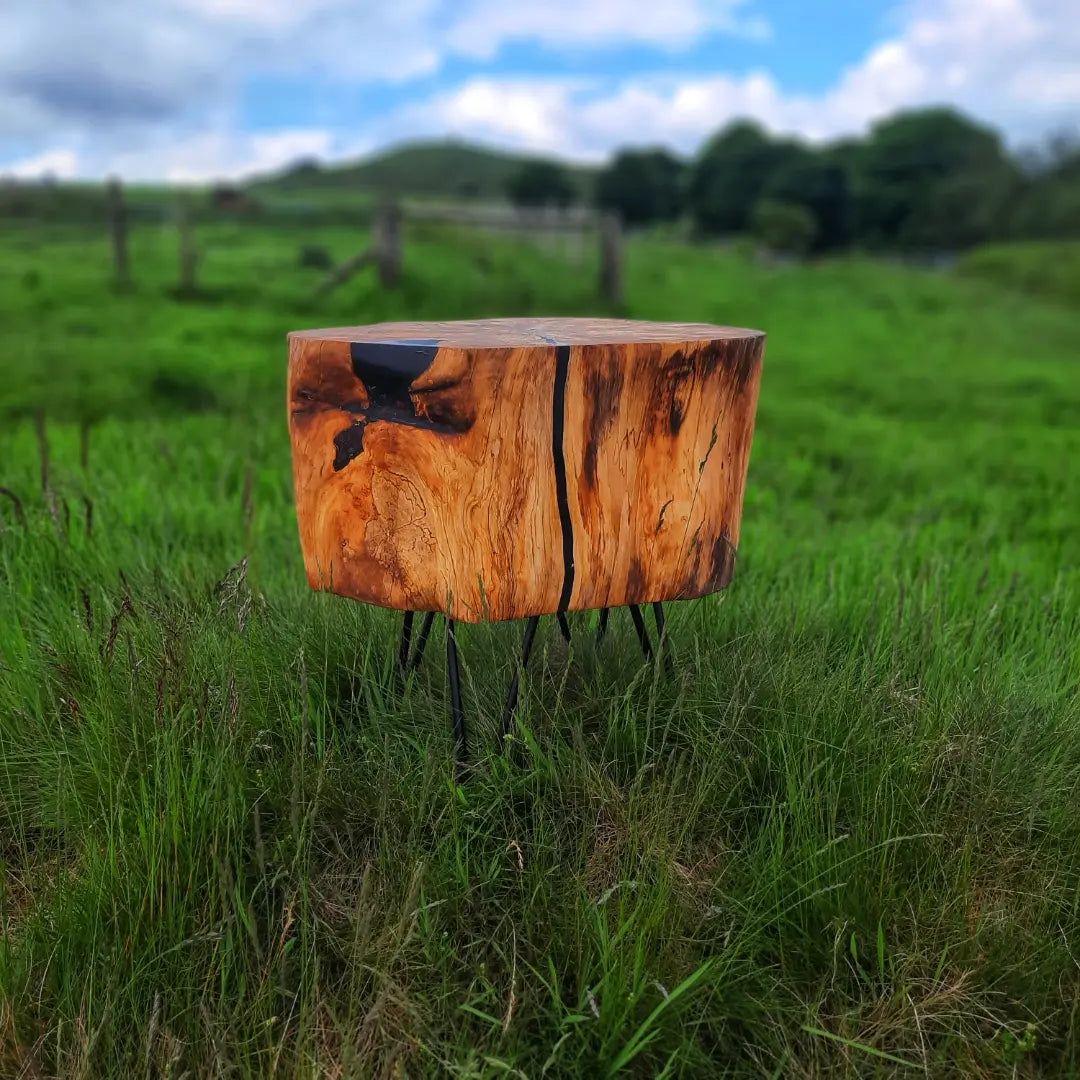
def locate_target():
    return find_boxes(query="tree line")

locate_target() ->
[506,107,1080,254]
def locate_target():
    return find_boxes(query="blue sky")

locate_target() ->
[236,2,889,132]
[1,0,1077,181]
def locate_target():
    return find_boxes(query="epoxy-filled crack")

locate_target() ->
[553,344,575,611]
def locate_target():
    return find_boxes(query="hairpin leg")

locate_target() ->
[446,618,468,772]
[629,604,653,661]
[596,607,610,642]
[499,615,541,749]
[651,601,673,674]
[557,612,572,644]
[397,610,414,674]
[410,610,437,671]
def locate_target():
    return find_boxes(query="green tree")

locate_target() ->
[850,107,1017,249]
[688,121,803,235]
[1009,133,1080,239]
[764,145,851,251]
[595,148,685,226]
[1009,178,1080,239]
[506,160,576,208]
[750,198,817,257]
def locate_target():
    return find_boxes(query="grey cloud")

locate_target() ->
[0,0,441,140]
[8,67,192,124]
[0,1,229,137]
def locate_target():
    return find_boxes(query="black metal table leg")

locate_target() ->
[397,610,414,674]
[446,618,468,771]
[499,614,541,749]
[650,601,665,642]
[629,604,654,661]
[651,601,673,673]
[410,610,436,671]
[397,599,673,771]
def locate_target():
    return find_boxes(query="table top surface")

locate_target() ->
[289,317,764,349]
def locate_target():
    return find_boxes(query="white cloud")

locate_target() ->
[171,0,341,30]
[1,0,1078,180]
[0,3,225,136]
[0,0,444,145]
[0,126,344,185]
[0,0,752,144]
[815,0,1078,139]
[399,79,591,152]
[385,0,1080,158]
[447,0,768,58]
[385,74,801,160]
[104,128,337,183]
[0,148,79,180]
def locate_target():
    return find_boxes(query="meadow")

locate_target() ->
[1,218,1079,1077]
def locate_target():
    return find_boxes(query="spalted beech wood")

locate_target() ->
[288,318,764,623]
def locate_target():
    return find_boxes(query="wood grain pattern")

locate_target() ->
[288,318,764,623]
[562,336,762,611]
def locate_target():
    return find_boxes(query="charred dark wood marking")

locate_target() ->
[627,556,646,600]
[726,338,760,394]
[410,379,477,433]
[648,349,696,437]
[678,523,705,597]
[666,350,696,434]
[553,345,575,612]
[706,534,737,589]
[699,424,719,474]
[693,338,759,394]
[656,498,672,533]
[582,360,624,491]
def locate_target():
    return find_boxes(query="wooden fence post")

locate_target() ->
[313,248,376,299]
[598,211,623,306]
[106,176,130,290]
[374,200,402,288]
[177,191,198,296]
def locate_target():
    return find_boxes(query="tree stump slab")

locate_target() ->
[288,318,764,623]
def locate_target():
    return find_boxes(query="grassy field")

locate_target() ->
[1,220,1079,1078]
[958,240,1080,307]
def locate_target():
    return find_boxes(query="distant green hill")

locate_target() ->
[252,139,598,203]
[0,141,596,225]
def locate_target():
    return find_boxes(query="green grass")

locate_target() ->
[2,219,1080,1077]
[958,240,1080,306]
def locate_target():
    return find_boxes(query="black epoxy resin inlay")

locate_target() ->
[350,339,441,392]
[333,339,466,471]
[332,424,368,471]
[552,344,575,611]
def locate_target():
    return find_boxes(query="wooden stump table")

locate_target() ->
[288,318,764,766]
